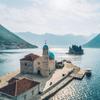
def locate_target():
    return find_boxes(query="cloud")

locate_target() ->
[0,0,100,36]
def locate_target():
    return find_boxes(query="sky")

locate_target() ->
[0,0,100,36]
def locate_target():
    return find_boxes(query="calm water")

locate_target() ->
[0,48,100,100]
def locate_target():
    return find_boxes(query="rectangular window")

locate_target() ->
[32,90,34,95]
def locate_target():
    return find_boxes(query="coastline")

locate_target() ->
[0,69,19,88]
[0,63,87,100]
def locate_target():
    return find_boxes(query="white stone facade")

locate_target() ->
[16,85,39,100]
[20,60,34,74]
[49,60,55,71]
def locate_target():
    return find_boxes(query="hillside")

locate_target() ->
[0,25,37,49]
[83,34,100,48]
[15,32,88,47]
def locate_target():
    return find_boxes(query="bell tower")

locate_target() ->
[41,42,50,77]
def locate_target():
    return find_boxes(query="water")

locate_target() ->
[51,48,100,100]
[0,48,100,100]
[0,48,42,76]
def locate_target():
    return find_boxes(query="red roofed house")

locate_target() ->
[0,78,40,100]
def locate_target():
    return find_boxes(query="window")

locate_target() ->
[24,94,27,100]
[38,62,40,65]
[25,63,27,66]
[32,90,34,95]
[28,63,32,67]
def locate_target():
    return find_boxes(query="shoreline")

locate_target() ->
[0,63,87,100]
[0,69,19,88]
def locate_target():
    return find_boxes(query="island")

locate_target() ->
[0,43,89,100]
[67,45,84,55]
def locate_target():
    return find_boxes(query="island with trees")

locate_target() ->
[68,45,84,55]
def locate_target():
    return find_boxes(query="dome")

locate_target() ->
[48,52,55,60]
[43,44,48,49]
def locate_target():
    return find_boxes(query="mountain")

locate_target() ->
[0,25,37,50]
[83,34,100,48]
[15,32,88,47]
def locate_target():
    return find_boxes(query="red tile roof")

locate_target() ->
[8,77,19,84]
[20,53,40,61]
[0,78,40,96]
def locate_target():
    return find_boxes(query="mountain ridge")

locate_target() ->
[15,32,89,47]
[0,25,37,49]
[83,33,100,48]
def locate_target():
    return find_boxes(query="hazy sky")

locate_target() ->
[0,0,100,36]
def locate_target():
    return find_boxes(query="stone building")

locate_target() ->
[0,78,40,100]
[20,43,55,77]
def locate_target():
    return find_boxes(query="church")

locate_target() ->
[20,43,55,77]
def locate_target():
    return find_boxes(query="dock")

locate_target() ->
[40,64,88,100]
[71,69,86,80]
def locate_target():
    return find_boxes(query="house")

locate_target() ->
[0,78,40,100]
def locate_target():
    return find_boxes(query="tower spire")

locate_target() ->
[45,40,47,44]
[42,42,49,77]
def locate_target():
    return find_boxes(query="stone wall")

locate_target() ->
[33,57,43,74]
[49,60,55,72]
[16,85,39,100]
[20,60,34,74]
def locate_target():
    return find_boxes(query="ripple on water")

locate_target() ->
[49,78,89,100]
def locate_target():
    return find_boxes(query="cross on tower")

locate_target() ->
[45,40,47,44]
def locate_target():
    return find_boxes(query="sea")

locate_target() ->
[0,47,100,100]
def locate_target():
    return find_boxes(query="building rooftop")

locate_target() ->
[48,51,55,60]
[43,44,48,50]
[20,53,40,61]
[8,77,19,84]
[0,78,40,96]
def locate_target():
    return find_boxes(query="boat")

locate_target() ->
[55,61,64,69]
[86,69,92,77]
